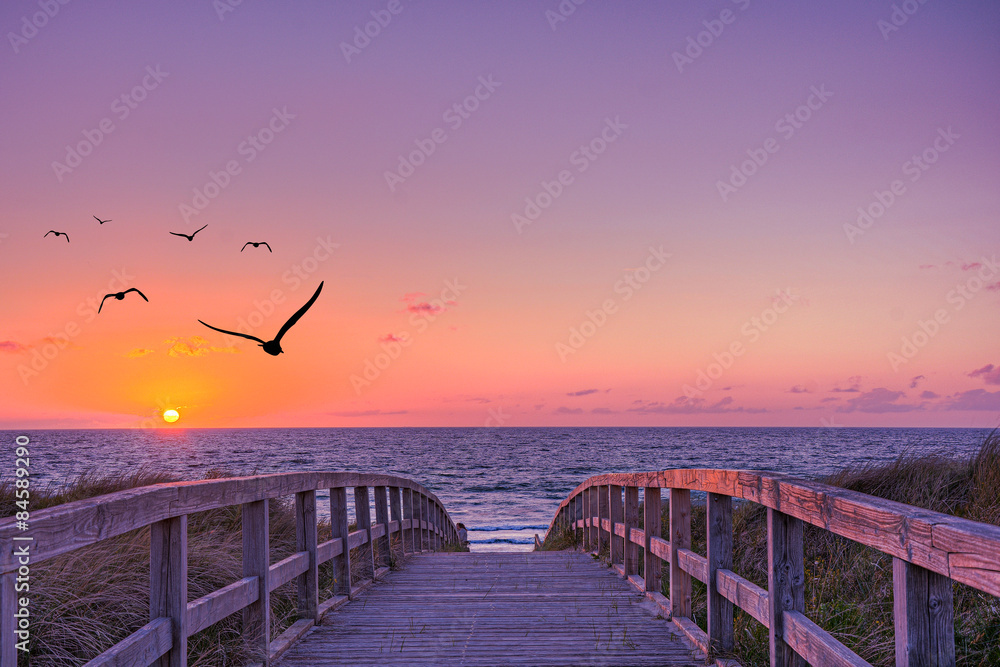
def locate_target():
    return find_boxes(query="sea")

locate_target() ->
[3,427,991,551]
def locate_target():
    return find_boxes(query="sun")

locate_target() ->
[162,409,180,423]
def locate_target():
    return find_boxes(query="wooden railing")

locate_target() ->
[544,469,1000,667]
[0,472,458,667]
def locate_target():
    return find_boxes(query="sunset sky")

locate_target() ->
[1,0,998,428]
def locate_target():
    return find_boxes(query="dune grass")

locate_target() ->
[543,430,1000,666]
[1,468,405,667]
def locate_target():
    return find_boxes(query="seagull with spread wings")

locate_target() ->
[44,230,70,242]
[170,224,207,241]
[241,241,272,252]
[99,288,148,313]
[94,215,112,225]
[198,282,323,356]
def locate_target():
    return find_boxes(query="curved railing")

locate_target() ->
[544,469,1000,667]
[0,472,458,667]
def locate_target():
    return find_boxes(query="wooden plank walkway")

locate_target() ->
[277,551,705,666]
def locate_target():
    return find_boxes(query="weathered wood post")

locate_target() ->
[669,488,691,619]
[598,484,610,555]
[583,488,593,552]
[767,508,806,667]
[402,487,415,553]
[644,486,662,594]
[893,557,956,667]
[389,486,402,559]
[354,486,375,579]
[610,484,624,566]
[294,490,319,622]
[150,515,187,667]
[330,487,352,597]
[374,486,390,569]
[624,486,639,577]
[707,492,734,654]
[419,493,429,551]
[242,500,270,665]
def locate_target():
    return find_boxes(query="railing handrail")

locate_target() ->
[545,468,1000,667]
[0,471,450,571]
[1,471,458,667]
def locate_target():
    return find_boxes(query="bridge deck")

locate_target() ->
[277,551,704,666]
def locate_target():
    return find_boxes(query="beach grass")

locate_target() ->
[543,430,1000,666]
[1,468,402,667]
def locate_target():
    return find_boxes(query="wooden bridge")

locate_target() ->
[2,469,999,666]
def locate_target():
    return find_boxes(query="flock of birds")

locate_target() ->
[44,215,322,356]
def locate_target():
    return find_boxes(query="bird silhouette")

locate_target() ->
[94,215,112,225]
[44,230,70,242]
[169,224,207,241]
[241,241,272,253]
[99,288,148,313]
[198,282,323,356]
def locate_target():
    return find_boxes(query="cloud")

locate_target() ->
[0,341,28,354]
[918,264,937,270]
[942,389,1000,411]
[787,385,810,394]
[401,292,454,316]
[590,407,616,414]
[40,336,80,350]
[165,336,240,357]
[836,388,920,413]
[961,262,982,271]
[553,406,583,414]
[628,396,766,414]
[566,389,599,397]
[831,376,862,393]
[379,333,405,342]
[968,364,1000,385]
[127,348,154,358]
[820,397,839,403]
[987,281,1000,292]
[328,409,409,417]
[920,390,940,399]
[909,375,926,389]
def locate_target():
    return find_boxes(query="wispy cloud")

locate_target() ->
[787,385,810,394]
[165,336,240,357]
[909,375,926,389]
[961,262,982,271]
[0,341,28,354]
[830,376,862,393]
[400,292,454,315]
[590,407,616,414]
[553,406,583,414]
[968,364,1000,385]
[379,333,405,342]
[836,388,919,413]
[329,409,409,417]
[943,389,1000,411]
[127,348,154,358]
[628,396,765,414]
[566,389,600,397]
[920,390,940,399]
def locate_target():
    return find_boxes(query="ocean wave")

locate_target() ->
[470,538,535,545]
[468,525,547,532]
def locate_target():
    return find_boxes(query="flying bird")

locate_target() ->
[94,216,112,225]
[170,224,207,241]
[198,282,323,356]
[44,230,69,242]
[99,288,148,313]
[241,241,272,253]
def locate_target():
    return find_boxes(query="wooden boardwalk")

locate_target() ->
[277,552,705,666]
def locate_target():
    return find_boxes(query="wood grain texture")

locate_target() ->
[83,618,172,667]
[276,552,706,666]
[186,576,258,636]
[330,487,352,597]
[670,488,692,619]
[598,484,610,554]
[354,486,375,581]
[374,487,390,568]
[644,487,662,594]
[243,499,271,666]
[610,484,624,565]
[707,492,734,654]
[149,515,186,667]
[767,508,805,667]
[893,557,955,667]
[295,490,319,622]
[624,486,640,577]
[783,611,872,667]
